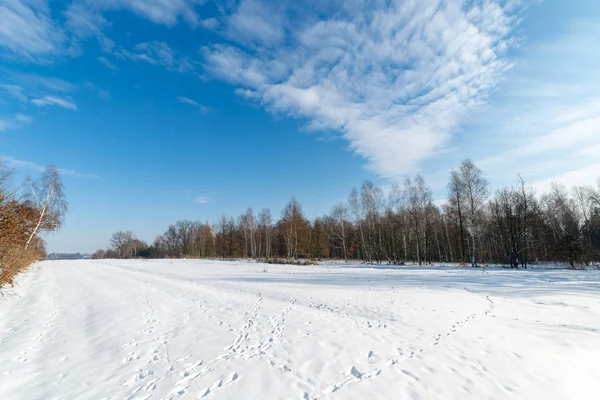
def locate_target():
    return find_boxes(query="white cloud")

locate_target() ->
[32,95,78,110]
[0,113,33,131]
[88,0,202,27]
[226,0,284,46]
[1,1,203,63]
[203,0,527,179]
[98,56,118,71]
[64,3,114,53]
[1,155,99,179]
[177,96,209,113]
[530,164,600,194]
[1,71,80,110]
[15,113,32,123]
[200,17,219,30]
[194,196,213,204]
[4,71,78,93]
[83,81,110,100]
[116,41,195,73]
[0,0,70,62]
[0,83,27,101]
[470,19,600,192]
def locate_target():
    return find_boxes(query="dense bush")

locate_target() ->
[0,161,66,288]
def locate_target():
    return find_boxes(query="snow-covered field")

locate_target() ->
[1,260,600,400]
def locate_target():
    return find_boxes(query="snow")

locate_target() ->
[1,260,600,400]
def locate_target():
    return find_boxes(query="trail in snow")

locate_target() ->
[1,259,600,400]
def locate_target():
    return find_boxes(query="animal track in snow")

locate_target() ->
[215,292,263,362]
[199,372,239,398]
[162,360,214,399]
[310,290,497,399]
[246,296,298,361]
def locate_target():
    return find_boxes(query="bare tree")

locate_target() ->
[448,170,466,263]
[349,187,369,262]
[258,208,272,259]
[24,166,68,250]
[217,214,229,259]
[110,230,136,259]
[540,184,583,267]
[281,197,308,259]
[0,159,15,203]
[326,204,349,261]
[458,159,488,267]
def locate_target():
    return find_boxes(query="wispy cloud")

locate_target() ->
[83,81,110,100]
[3,71,78,93]
[15,114,32,123]
[177,96,209,114]
[202,0,529,179]
[64,3,114,53]
[226,0,284,46]
[1,155,99,179]
[84,0,202,27]
[116,41,195,73]
[32,96,78,110]
[1,1,203,64]
[200,17,219,30]
[194,196,214,204]
[1,70,85,112]
[0,84,27,101]
[0,113,33,131]
[0,0,72,63]
[472,19,600,191]
[98,56,118,71]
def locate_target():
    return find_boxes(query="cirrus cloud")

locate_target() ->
[177,96,209,114]
[0,0,71,62]
[202,0,530,179]
[32,95,78,110]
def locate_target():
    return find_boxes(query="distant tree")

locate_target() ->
[541,184,583,268]
[280,197,309,259]
[489,177,536,268]
[93,249,106,259]
[216,214,228,259]
[104,249,118,259]
[110,230,136,258]
[325,204,349,261]
[258,208,273,259]
[310,218,329,260]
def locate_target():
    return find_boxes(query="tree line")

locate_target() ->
[0,160,67,287]
[95,159,600,268]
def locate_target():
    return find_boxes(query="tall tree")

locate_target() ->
[458,159,488,267]
[326,204,349,261]
[24,166,68,250]
[281,197,309,259]
[448,170,466,263]
[258,208,272,259]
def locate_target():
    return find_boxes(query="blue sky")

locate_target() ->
[1,0,599,253]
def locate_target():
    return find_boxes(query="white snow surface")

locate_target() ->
[1,259,600,400]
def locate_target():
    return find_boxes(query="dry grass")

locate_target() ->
[0,243,44,288]
[258,258,319,266]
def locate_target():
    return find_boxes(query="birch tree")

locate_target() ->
[458,159,488,267]
[24,166,67,250]
[258,208,272,259]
